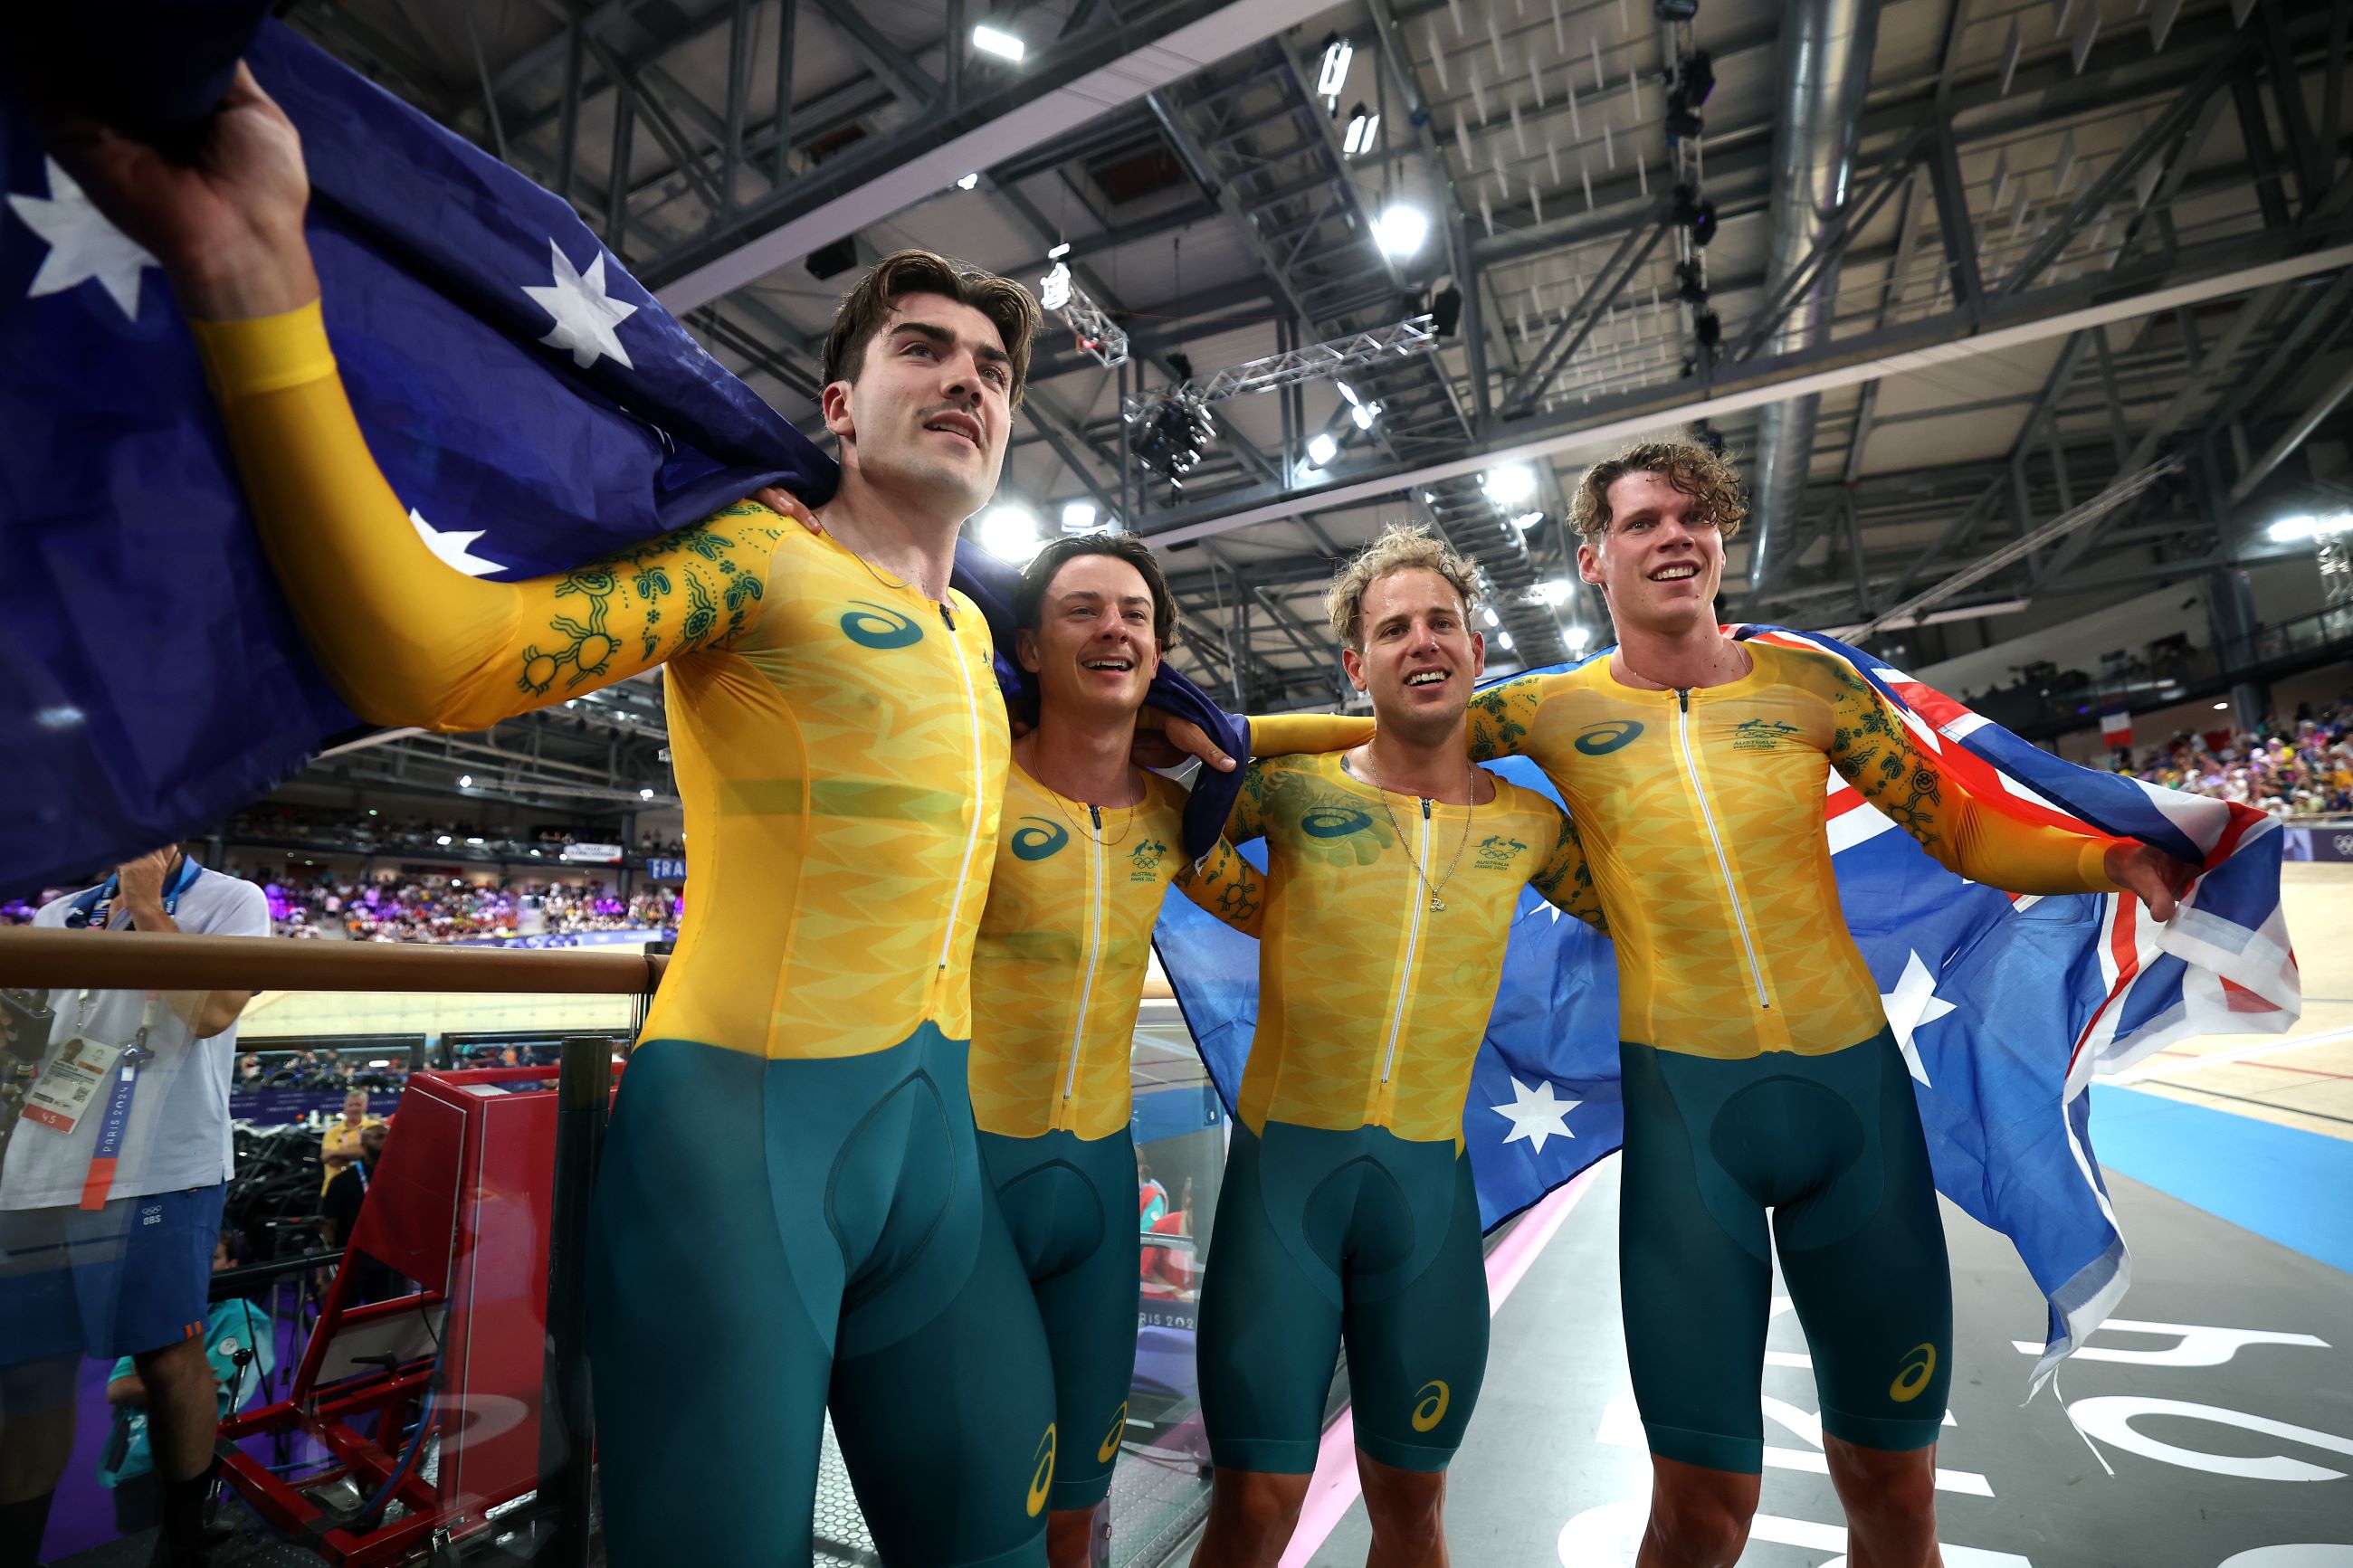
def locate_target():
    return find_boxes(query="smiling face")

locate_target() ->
[1017,551,1162,721]
[1342,567,1486,744]
[1577,469,1726,637]
[823,290,1015,522]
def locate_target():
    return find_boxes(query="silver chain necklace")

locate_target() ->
[1355,757,1476,914]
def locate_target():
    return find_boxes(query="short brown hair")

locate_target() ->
[820,248,1044,410]
[1323,526,1481,651]
[1015,533,1176,648]
[1569,437,1747,544]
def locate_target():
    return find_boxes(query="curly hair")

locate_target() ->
[1568,437,1748,544]
[1323,526,1482,651]
[820,248,1044,410]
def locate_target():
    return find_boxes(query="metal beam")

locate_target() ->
[650,0,1340,312]
[2227,359,2353,504]
[806,0,938,109]
[1134,239,2353,549]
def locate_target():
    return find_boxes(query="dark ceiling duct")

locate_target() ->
[1745,0,1883,594]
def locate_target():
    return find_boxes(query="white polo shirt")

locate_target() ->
[0,866,272,1210]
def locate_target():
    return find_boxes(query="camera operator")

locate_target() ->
[0,846,269,1568]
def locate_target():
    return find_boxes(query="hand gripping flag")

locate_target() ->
[0,18,1243,891]
[1154,625,2301,1387]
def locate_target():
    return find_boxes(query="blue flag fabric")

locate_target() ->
[1154,626,2301,1385]
[1,20,1242,890]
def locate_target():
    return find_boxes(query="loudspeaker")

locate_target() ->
[1428,285,1464,337]
[806,238,860,280]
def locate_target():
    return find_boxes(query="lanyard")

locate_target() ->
[70,857,202,932]
[79,998,158,1211]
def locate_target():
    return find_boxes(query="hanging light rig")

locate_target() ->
[1038,243,1129,368]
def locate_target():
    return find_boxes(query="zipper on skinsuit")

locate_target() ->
[1378,796,1434,1088]
[935,603,986,997]
[1673,689,1770,1011]
[1060,804,1106,1126]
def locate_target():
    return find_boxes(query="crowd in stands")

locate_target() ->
[231,1044,555,1095]
[218,803,684,861]
[242,872,682,942]
[2123,698,2353,818]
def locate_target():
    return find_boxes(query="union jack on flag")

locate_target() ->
[1154,624,2302,1386]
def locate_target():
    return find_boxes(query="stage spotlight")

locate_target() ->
[1675,260,1709,304]
[1497,632,1516,651]
[1673,184,1719,246]
[1564,622,1593,652]
[1482,464,1538,506]
[1319,35,1354,100]
[1129,394,1219,494]
[1681,49,1716,106]
[1537,579,1573,604]
[1062,499,1099,533]
[1343,103,1382,157]
[1167,350,1195,383]
[954,172,980,190]
[1376,204,1431,257]
[1482,607,1500,627]
[458,774,473,788]
[1307,432,1339,468]
[971,24,1025,62]
[1694,309,1722,348]
[980,504,1043,563]
[1350,401,1379,431]
[2271,511,2353,542]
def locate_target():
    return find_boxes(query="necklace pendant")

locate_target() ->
[1428,893,1447,913]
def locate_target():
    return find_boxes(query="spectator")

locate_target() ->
[320,1124,402,1304]
[97,1232,277,1535]
[2131,695,2353,818]
[0,845,270,1566]
[319,1090,381,1193]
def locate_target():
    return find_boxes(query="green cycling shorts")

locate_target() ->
[978,1126,1142,1512]
[1619,1028,1953,1474]
[1196,1120,1489,1476]
[588,1027,1057,1567]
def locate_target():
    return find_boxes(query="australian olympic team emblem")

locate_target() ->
[838,600,923,649]
[1474,834,1526,870]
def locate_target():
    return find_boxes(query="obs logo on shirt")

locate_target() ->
[1300,805,1374,839]
[1411,1380,1451,1432]
[839,600,924,650]
[1026,1425,1057,1516]
[1011,819,1071,860]
[1098,1402,1129,1464]
[1574,720,1644,756]
[1888,1343,1938,1402]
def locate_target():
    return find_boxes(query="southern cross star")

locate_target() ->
[1491,1075,1579,1155]
[8,157,158,320]
[1881,948,1958,1086]
[523,239,638,370]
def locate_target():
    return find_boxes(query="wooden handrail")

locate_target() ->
[0,929,668,995]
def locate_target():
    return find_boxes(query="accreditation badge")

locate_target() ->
[21,1037,125,1136]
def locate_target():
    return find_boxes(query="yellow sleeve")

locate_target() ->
[1464,674,1548,763]
[1827,669,2120,894]
[1529,806,1609,933]
[1176,837,1266,937]
[1246,712,1373,756]
[189,303,793,734]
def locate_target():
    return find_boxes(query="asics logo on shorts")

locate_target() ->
[1574,719,1643,755]
[1410,1380,1451,1432]
[1026,1425,1057,1516]
[1888,1343,1937,1402]
[1011,818,1071,860]
[838,601,924,650]
[1097,1402,1128,1464]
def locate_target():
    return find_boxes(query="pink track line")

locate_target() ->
[1273,1166,1601,1568]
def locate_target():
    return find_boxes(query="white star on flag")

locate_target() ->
[7,157,159,320]
[410,508,505,575]
[523,240,638,370]
[1881,949,1958,1086]
[1491,1076,1579,1154]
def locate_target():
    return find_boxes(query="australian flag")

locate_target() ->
[1153,625,2302,1384]
[0,18,1248,894]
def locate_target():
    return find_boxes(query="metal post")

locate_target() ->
[538,1033,612,1565]
[555,19,584,206]
[771,0,798,187]
[605,79,635,253]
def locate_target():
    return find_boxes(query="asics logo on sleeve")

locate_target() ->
[1574,719,1644,755]
[1888,1343,1937,1402]
[1010,819,1071,860]
[838,601,924,649]
[1410,1380,1451,1431]
[1300,804,1375,839]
